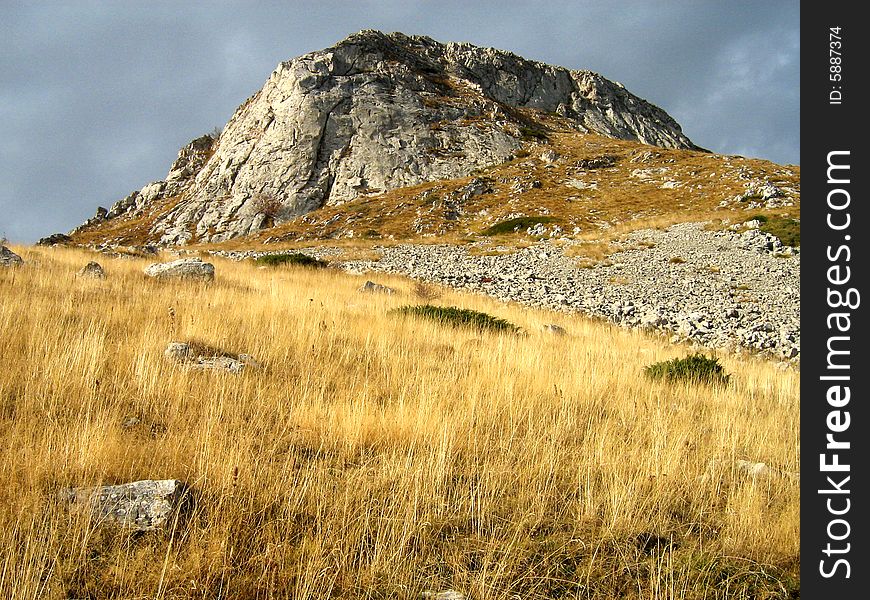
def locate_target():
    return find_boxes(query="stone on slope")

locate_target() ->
[359,280,395,295]
[60,479,190,531]
[144,258,214,281]
[0,246,23,267]
[78,261,106,279]
[735,460,772,478]
[421,591,465,600]
[164,341,260,373]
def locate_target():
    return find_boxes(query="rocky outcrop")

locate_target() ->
[75,30,700,245]
[60,479,190,531]
[0,246,23,267]
[36,233,72,246]
[144,258,215,281]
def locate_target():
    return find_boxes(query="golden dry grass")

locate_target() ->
[0,247,799,599]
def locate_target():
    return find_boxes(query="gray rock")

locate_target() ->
[144,258,214,281]
[164,341,260,373]
[540,149,560,164]
[735,459,799,481]
[0,246,23,267]
[36,233,73,246]
[78,261,106,279]
[75,30,699,245]
[543,323,567,335]
[60,479,189,531]
[359,280,395,295]
[421,591,465,600]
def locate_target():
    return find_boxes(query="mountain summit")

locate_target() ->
[74,30,703,245]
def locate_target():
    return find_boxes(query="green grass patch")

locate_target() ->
[482,216,559,236]
[748,214,769,224]
[254,253,328,268]
[760,217,800,247]
[392,305,520,333]
[644,353,730,386]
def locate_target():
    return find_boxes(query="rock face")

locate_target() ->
[75,30,699,245]
[0,246,23,267]
[61,479,189,531]
[144,258,215,281]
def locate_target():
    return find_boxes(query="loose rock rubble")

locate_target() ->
[335,222,799,363]
[36,233,73,246]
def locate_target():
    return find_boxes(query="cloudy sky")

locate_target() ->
[0,0,799,243]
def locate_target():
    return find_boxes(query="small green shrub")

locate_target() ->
[644,353,730,386]
[482,216,559,236]
[254,253,328,268]
[392,305,520,333]
[748,214,769,224]
[760,217,800,247]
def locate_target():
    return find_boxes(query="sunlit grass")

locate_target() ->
[0,246,799,598]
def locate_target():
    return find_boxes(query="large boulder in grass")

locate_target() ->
[144,258,214,281]
[0,246,23,267]
[60,479,191,531]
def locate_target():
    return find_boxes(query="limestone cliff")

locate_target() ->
[74,30,701,245]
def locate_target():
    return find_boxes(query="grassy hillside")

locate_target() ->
[0,247,799,599]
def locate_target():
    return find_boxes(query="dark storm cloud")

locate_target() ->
[0,1,799,243]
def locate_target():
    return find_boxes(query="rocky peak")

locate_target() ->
[73,30,702,246]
